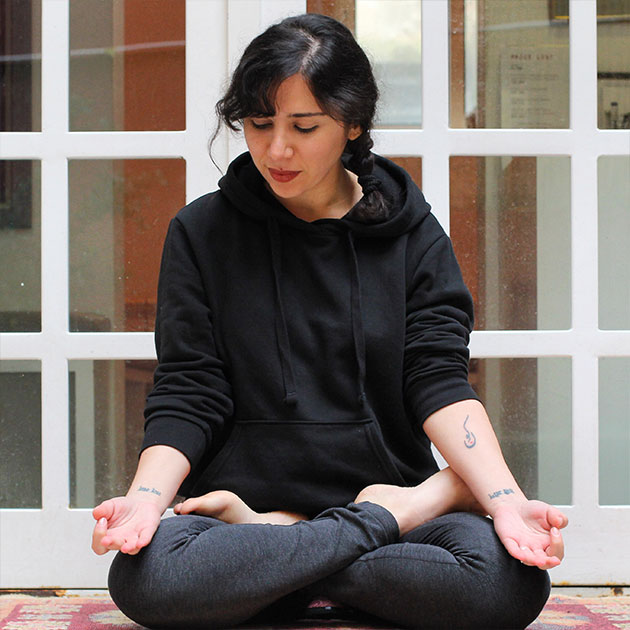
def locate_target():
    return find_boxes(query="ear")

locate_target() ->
[347,125,362,141]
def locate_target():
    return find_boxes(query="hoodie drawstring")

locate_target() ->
[267,218,298,405]
[347,231,367,406]
[266,219,367,408]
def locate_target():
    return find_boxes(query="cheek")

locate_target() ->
[311,137,348,168]
[244,131,264,159]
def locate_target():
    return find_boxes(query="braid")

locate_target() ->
[346,133,391,222]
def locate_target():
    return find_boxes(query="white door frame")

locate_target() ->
[0,0,628,587]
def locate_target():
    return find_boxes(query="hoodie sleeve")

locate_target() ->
[141,216,233,473]
[403,226,480,425]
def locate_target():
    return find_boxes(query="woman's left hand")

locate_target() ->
[174,490,307,525]
[492,500,568,570]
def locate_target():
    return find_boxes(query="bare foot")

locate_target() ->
[174,490,307,525]
[355,467,484,535]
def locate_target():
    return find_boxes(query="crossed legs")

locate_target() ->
[108,470,550,629]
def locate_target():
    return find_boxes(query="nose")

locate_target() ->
[268,129,293,161]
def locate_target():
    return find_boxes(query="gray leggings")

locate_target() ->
[108,503,550,629]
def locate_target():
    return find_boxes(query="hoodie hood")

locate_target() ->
[218,152,431,237]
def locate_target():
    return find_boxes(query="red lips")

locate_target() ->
[269,168,300,183]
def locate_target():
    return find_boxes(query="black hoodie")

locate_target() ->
[142,152,480,517]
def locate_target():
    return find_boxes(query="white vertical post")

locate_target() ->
[41,0,70,511]
[420,0,451,232]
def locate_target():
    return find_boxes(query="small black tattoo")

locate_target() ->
[488,488,515,500]
[138,485,162,496]
[463,415,476,449]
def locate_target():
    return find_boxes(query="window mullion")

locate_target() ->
[420,0,450,232]
[40,0,71,511]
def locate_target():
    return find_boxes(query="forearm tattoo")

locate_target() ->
[488,488,515,500]
[463,415,476,448]
[137,485,162,496]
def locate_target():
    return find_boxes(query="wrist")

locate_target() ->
[485,487,527,518]
[127,485,169,512]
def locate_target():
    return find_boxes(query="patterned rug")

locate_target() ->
[1,593,629,629]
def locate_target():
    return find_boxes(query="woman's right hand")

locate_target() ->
[92,496,162,556]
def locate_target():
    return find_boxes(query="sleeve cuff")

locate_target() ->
[141,416,209,470]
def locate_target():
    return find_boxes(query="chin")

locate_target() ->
[267,181,301,200]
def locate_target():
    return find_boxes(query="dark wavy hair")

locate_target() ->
[213,13,390,221]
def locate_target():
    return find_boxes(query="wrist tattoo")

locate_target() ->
[488,488,515,500]
[138,485,162,496]
[463,415,476,449]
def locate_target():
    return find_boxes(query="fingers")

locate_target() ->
[136,525,156,551]
[91,517,109,555]
[119,532,140,555]
[503,537,562,570]
[93,524,154,556]
[546,526,565,562]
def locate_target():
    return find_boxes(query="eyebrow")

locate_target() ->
[289,112,326,119]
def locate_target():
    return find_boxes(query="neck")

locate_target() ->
[273,166,362,222]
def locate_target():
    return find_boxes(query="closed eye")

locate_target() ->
[295,125,318,134]
[250,120,272,130]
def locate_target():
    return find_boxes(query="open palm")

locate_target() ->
[92,497,162,556]
[492,500,568,570]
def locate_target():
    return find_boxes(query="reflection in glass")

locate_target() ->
[0,361,41,508]
[0,161,41,331]
[69,359,157,508]
[69,159,185,332]
[470,357,572,504]
[597,0,630,129]
[69,0,185,131]
[0,0,42,131]
[450,156,571,330]
[307,0,422,126]
[599,156,630,329]
[450,0,569,128]
[599,358,630,505]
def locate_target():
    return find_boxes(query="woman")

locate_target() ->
[93,14,567,629]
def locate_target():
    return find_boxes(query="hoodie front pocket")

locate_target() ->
[189,418,405,517]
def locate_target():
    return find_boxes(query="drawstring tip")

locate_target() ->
[283,391,298,406]
[358,392,367,405]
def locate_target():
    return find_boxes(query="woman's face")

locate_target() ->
[243,74,360,216]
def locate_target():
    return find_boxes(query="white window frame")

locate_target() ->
[0,0,628,587]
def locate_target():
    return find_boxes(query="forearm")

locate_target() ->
[126,444,191,514]
[423,399,526,517]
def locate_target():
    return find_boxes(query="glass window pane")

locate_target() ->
[0,361,41,508]
[599,357,630,505]
[307,0,422,127]
[69,159,185,332]
[0,0,41,131]
[388,156,422,189]
[471,357,572,504]
[597,0,630,129]
[599,156,630,329]
[356,0,422,127]
[69,0,185,131]
[450,156,571,330]
[450,0,570,128]
[0,160,41,331]
[70,360,157,508]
